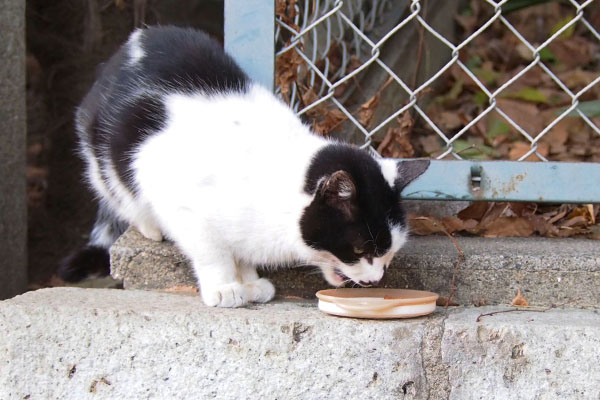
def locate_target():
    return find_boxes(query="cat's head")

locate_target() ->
[300,145,429,287]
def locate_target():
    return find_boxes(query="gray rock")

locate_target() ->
[443,307,600,400]
[1,288,599,399]
[111,228,600,307]
[0,0,26,299]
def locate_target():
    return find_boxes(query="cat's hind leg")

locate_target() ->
[131,204,163,242]
[133,217,163,242]
[239,264,276,304]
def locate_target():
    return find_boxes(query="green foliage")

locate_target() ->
[472,67,499,86]
[565,101,600,117]
[501,87,548,103]
[539,47,557,63]
[551,15,576,39]
[486,118,511,140]
[453,140,499,160]
[473,91,489,108]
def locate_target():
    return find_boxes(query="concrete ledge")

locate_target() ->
[111,228,600,307]
[1,288,599,399]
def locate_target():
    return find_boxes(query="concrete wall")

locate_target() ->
[0,0,27,299]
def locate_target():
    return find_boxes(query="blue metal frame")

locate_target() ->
[224,0,275,91]
[224,0,600,204]
[402,160,600,203]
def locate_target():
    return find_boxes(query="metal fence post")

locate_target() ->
[224,0,275,91]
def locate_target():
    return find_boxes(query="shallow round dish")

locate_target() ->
[316,288,439,319]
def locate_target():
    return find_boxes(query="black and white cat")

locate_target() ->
[60,26,429,307]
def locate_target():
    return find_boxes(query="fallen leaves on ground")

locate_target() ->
[410,202,600,239]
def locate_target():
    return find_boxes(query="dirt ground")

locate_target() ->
[26,0,224,285]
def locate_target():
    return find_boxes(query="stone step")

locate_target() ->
[110,228,600,307]
[1,288,599,399]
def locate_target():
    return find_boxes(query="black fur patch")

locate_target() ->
[81,26,249,193]
[110,95,167,188]
[300,144,404,264]
[58,246,110,282]
[138,26,249,93]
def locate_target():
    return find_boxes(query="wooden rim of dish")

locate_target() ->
[316,288,439,309]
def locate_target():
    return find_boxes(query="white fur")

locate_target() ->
[378,158,399,189]
[133,84,335,306]
[126,29,145,67]
[88,211,116,247]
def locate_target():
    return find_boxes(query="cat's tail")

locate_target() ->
[59,202,128,282]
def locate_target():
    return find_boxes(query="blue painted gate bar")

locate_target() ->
[224,0,275,91]
[401,160,600,203]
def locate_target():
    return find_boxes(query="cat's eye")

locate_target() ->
[353,247,364,255]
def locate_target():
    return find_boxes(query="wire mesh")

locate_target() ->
[275,0,600,161]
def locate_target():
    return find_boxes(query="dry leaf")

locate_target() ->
[276,0,297,23]
[409,215,446,235]
[276,49,304,100]
[441,217,466,233]
[547,209,568,224]
[508,141,549,161]
[560,215,588,228]
[284,295,305,300]
[301,88,320,109]
[483,217,535,238]
[376,112,414,158]
[163,286,199,294]
[436,111,463,130]
[539,117,571,156]
[558,69,600,90]
[511,289,529,307]
[312,108,347,136]
[548,37,597,70]
[275,0,287,16]
[528,215,560,237]
[437,296,459,306]
[457,202,490,221]
[586,204,595,225]
[357,93,380,129]
[478,203,510,230]
[496,99,543,137]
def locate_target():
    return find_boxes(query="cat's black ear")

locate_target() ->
[317,170,358,220]
[395,159,430,192]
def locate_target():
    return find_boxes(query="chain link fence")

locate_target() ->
[275,0,600,162]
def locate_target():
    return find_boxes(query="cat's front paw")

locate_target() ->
[245,278,275,303]
[201,282,248,308]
